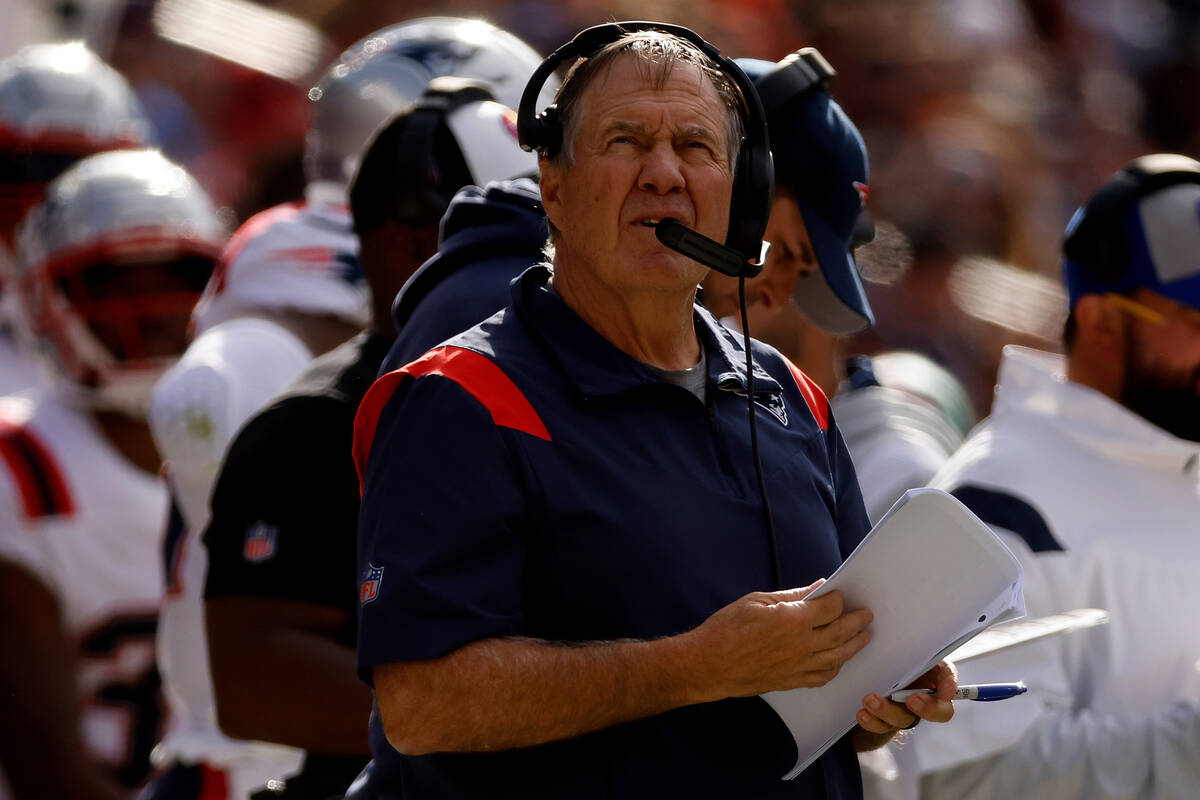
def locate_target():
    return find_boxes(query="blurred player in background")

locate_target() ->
[908,154,1200,800]
[143,17,555,800]
[202,78,538,799]
[0,148,222,799]
[701,49,974,525]
[381,176,548,372]
[0,41,153,396]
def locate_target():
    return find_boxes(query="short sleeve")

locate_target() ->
[355,372,530,684]
[149,318,312,531]
[203,397,360,614]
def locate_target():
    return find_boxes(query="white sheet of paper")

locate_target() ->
[761,487,1025,780]
[946,607,1109,662]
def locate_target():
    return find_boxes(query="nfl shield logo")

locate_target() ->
[360,564,384,605]
[243,522,278,563]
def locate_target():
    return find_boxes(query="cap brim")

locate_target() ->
[791,207,874,335]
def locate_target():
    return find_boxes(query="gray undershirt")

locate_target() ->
[648,348,707,404]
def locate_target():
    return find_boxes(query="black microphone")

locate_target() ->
[654,218,769,278]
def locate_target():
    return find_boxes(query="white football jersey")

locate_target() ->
[0,389,167,794]
[148,317,311,793]
[0,331,48,397]
[190,195,368,335]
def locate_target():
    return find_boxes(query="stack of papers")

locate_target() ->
[761,488,1025,779]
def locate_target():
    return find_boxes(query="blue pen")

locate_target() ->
[889,681,1027,703]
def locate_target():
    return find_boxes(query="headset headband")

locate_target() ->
[518,22,732,154]
[515,21,774,277]
[751,47,835,117]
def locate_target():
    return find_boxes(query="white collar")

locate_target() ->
[993,345,1200,476]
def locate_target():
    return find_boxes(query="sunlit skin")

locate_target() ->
[1122,289,1200,399]
[1069,288,1200,404]
[539,55,734,369]
[1064,288,1200,441]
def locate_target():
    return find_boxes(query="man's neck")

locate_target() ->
[1065,353,1122,403]
[549,268,701,371]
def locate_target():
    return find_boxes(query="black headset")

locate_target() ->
[516,21,774,279]
[751,47,836,117]
[350,77,498,231]
[1063,153,1200,281]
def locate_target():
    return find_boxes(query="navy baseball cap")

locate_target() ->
[1063,154,1200,313]
[738,54,874,335]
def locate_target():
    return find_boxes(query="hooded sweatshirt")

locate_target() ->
[382,178,547,373]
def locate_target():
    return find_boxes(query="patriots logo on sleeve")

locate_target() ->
[360,564,384,605]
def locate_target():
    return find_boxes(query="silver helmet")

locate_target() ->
[0,41,153,236]
[0,41,151,152]
[304,16,556,189]
[15,149,225,417]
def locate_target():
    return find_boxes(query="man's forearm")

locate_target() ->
[374,585,875,755]
[375,633,702,755]
[0,561,126,800]
[207,597,372,753]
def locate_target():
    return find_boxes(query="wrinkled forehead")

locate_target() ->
[576,55,726,136]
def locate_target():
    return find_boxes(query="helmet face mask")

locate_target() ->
[15,150,224,417]
[52,253,212,359]
[304,16,556,189]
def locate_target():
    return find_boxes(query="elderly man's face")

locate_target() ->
[540,55,734,296]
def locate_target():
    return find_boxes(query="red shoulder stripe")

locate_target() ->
[782,357,829,431]
[353,346,551,491]
[197,764,230,800]
[0,419,74,519]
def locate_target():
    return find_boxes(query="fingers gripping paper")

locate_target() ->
[762,488,1025,780]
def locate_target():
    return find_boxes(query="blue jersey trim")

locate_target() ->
[951,484,1064,553]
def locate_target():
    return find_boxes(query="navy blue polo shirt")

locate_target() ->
[354,265,870,799]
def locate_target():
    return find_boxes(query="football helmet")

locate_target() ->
[15,149,225,416]
[348,78,538,230]
[0,42,153,238]
[304,16,555,189]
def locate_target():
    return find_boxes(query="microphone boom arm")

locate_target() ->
[655,218,769,278]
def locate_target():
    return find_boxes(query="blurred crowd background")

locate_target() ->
[7,0,1199,415]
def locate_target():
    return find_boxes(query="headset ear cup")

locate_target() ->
[519,106,562,159]
[725,147,752,258]
[725,141,773,273]
[536,106,563,159]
